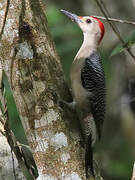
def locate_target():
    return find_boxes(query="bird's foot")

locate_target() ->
[58,99,76,111]
[79,138,85,148]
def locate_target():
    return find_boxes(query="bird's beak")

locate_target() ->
[61,9,82,24]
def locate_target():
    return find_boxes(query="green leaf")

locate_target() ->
[0,100,3,113]
[20,143,39,178]
[2,71,38,179]
[111,31,135,56]
[2,71,28,145]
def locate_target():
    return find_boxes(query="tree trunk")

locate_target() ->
[0,0,90,179]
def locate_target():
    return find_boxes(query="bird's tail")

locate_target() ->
[85,134,94,178]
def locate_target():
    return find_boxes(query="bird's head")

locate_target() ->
[61,9,105,44]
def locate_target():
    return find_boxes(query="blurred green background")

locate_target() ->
[46,0,135,180]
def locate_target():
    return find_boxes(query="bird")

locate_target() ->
[61,9,106,178]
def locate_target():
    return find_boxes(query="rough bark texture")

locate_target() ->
[0,0,91,179]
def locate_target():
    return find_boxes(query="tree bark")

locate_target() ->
[0,0,90,179]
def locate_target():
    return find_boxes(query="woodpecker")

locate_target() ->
[61,10,106,178]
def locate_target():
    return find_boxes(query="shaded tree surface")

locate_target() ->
[0,0,94,179]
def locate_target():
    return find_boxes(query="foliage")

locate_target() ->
[111,31,135,56]
[3,71,28,144]
[0,71,38,180]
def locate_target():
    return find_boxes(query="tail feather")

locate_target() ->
[85,134,94,178]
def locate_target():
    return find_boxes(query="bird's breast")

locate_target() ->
[70,58,91,109]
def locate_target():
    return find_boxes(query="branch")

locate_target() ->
[94,0,135,60]
[11,149,17,180]
[93,16,135,26]
[0,0,10,39]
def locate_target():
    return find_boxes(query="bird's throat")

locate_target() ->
[75,33,98,60]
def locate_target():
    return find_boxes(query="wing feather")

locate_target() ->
[81,52,106,139]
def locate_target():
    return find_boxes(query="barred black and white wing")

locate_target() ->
[81,52,106,139]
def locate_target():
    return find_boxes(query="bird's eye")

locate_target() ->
[86,19,92,24]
